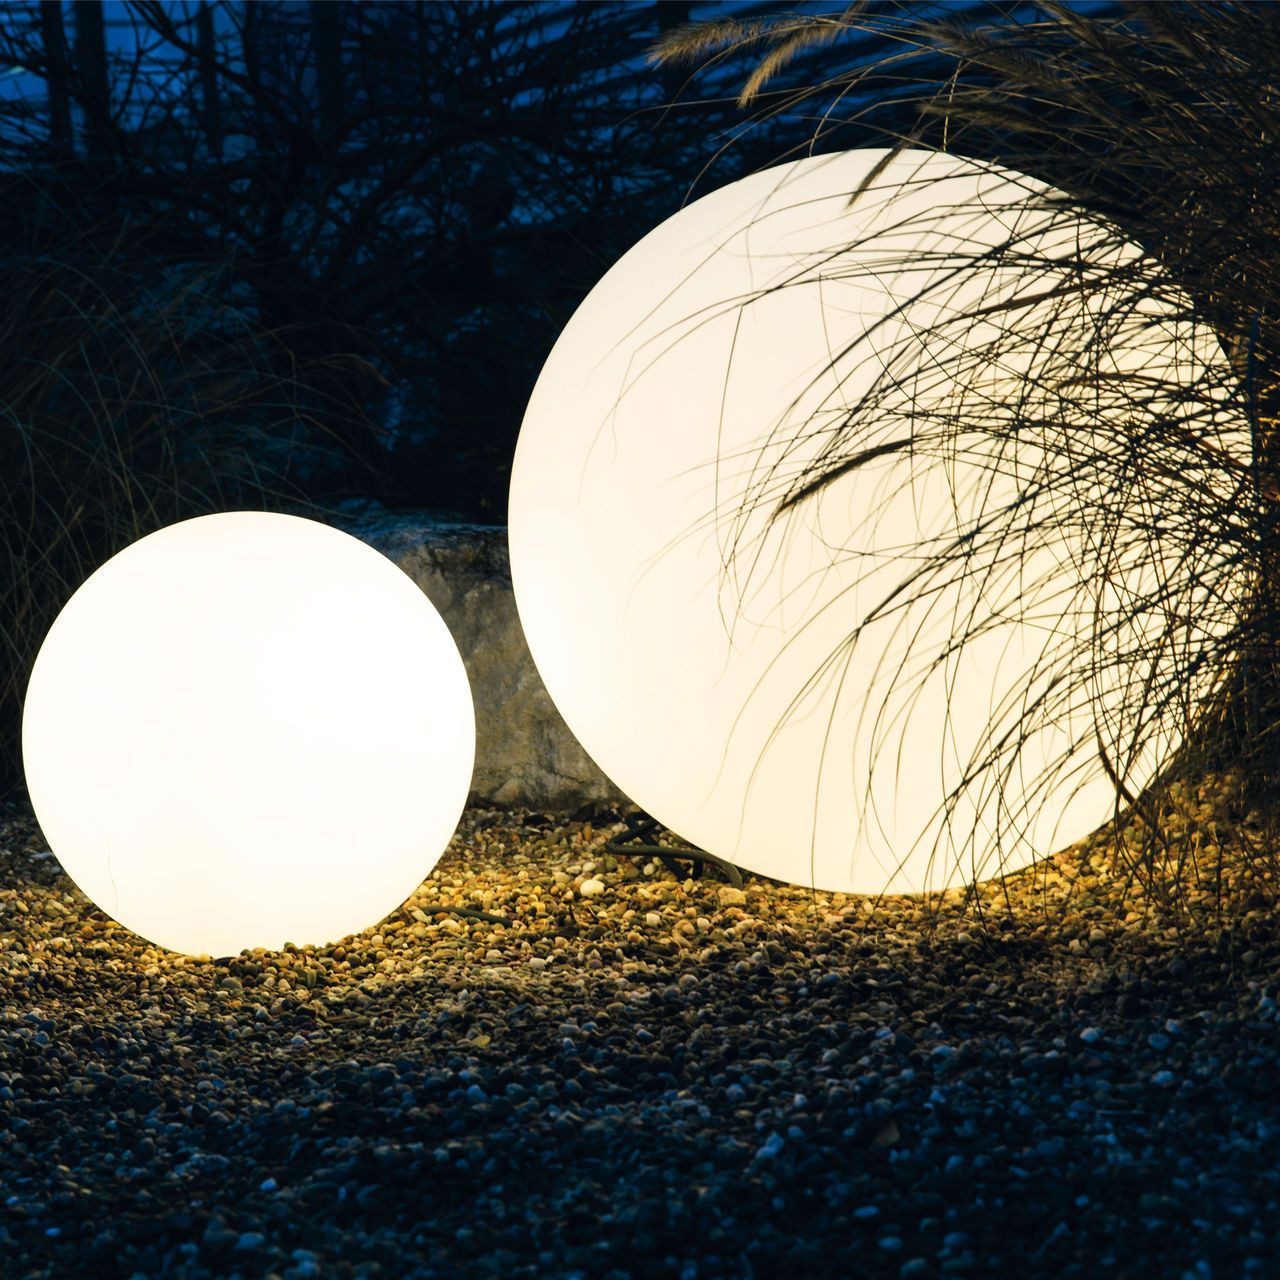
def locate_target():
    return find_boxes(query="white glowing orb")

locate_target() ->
[510,148,1247,895]
[22,512,475,955]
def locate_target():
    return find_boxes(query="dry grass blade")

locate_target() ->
[647,17,770,68]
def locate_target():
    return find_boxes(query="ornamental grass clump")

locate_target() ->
[653,1,1280,914]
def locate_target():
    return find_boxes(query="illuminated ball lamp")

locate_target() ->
[509,148,1247,896]
[22,512,475,956]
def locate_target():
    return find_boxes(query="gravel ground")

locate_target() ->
[3,786,1280,1280]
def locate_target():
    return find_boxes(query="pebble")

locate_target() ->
[579,878,606,898]
[754,1132,785,1162]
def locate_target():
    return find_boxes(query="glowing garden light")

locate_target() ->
[509,148,1248,895]
[22,512,475,956]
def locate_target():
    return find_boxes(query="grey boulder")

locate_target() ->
[336,507,622,811]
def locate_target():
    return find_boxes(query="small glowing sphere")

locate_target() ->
[510,149,1246,895]
[22,512,475,955]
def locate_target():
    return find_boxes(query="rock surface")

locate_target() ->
[336,508,622,809]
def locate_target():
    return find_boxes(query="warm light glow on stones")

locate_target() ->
[509,148,1247,895]
[22,512,475,955]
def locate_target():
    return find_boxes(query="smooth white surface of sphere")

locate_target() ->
[509,148,1246,895]
[22,512,475,955]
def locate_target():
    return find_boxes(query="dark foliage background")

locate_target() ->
[0,0,844,519]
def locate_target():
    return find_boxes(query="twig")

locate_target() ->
[425,905,512,927]
[604,840,744,888]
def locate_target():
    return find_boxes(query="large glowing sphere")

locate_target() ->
[22,512,475,955]
[510,148,1247,894]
